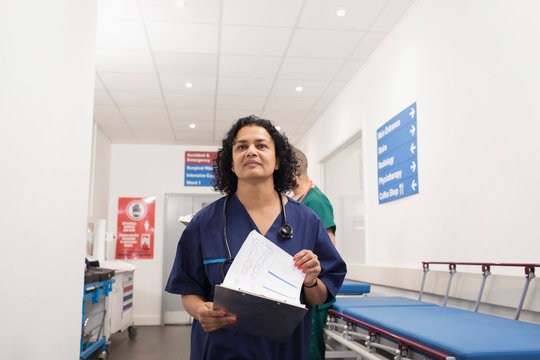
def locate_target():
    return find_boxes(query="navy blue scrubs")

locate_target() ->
[165,194,347,360]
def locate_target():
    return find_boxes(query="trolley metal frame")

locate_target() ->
[81,279,114,360]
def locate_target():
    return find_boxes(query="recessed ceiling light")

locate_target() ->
[274,125,281,131]
[175,0,185,8]
[295,86,303,92]
[336,9,346,17]
[189,123,196,129]
[185,82,193,88]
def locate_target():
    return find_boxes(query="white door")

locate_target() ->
[162,193,221,325]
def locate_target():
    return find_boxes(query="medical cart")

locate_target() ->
[108,269,137,339]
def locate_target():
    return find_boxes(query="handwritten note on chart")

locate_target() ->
[222,230,306,306]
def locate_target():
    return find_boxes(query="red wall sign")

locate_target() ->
[116,197,155,260]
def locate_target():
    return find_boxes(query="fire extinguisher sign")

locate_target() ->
[116,197,156,259]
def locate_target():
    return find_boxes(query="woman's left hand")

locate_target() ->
[293,249,320,287]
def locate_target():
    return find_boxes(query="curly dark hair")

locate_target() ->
[213,115,298,195]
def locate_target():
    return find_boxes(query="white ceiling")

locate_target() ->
[94,0,414,145]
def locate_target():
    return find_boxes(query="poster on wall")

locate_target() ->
[116,197,155,259]
[184,151,217,187]
[377,102,419,204]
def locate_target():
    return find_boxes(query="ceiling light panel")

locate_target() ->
[287,29,365,59]
[146,22,219,53]
[222,0,303,27]
[221,26,293,56]
[153,52,218,77]
[279,58,345,81]
[219,55,282,78]
[96,19,148,50]
[99,72,162,92]
[95,49,155,74]
[299,0,387,30]
[140,0,220,23]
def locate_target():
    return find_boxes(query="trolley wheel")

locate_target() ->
[128,325,138,339]
[97,351,107,360]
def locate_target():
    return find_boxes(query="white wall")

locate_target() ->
[89,125,112,219]
[0,1,97,359]
[108,144,218,325]
[298,0,540,269]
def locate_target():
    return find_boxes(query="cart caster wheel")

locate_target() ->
[98,350,107,359]
[128,325,138,339]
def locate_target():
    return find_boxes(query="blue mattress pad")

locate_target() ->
[332,296,436,313]
[335,302,540,360]
[338,280,371,294]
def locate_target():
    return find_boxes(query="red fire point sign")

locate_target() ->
[116,197,156,260]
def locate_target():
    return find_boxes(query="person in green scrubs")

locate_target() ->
[292,148,337,360]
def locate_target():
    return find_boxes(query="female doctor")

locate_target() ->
[165,115,346,360]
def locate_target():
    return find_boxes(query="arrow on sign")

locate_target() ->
[409,107,415,118]
[411,179,417,191]
[410,161,416,172]
[410,124,416,136]
[410,142,416,154]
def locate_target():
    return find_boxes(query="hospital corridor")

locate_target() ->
[2,0,540,359]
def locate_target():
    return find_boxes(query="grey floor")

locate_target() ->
[105,325,352,360]
[108,325,191,360]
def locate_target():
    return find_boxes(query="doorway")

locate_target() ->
[323,134,365,264]
[161,193,221,325]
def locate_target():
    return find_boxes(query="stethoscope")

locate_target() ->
[220,190,293,280]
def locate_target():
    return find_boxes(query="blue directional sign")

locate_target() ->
[377,102,418,204]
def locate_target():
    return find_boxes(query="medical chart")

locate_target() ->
[222,230,306,307]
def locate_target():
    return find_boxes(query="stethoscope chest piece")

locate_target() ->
[278,223,293,239]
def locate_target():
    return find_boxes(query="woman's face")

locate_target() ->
[231,125,278,184]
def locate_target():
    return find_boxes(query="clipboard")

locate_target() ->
[213,284,308,343]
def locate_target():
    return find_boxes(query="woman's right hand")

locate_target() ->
[196,301,237,332]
